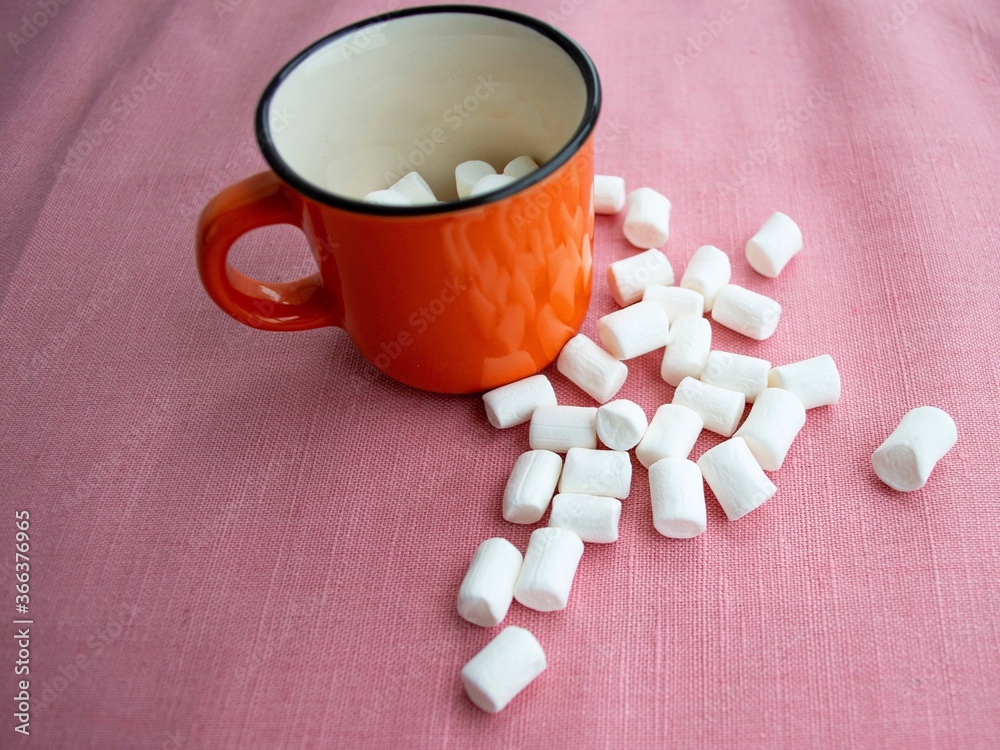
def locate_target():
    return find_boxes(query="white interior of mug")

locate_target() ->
[263,10,591,203]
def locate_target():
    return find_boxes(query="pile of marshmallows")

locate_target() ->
[363,156,540,205]
[454,176,958,714]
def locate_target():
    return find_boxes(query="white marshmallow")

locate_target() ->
[549,494,622,543]
[504,155,539,179]
[461,626,546,713]
[596,399,648,451]
[635,404,704,468]
[482,374,557,429]
[457,538,524,627]
[559,447,632,499]
[456,160,497,199]
[556,334,628,404]
[502,450,563,524]
[733,388,807,471]
[529,405,598,452]
[680,245,731,312]
[607,250,674,308]
[594,175,626,214]
[672,376,745,437]
[767,355,841,409]
[746,212,802,278]
[642,285,704,323]
[513,527,585,611]
[598,300,671,360]
[389,172,437,204]
[648,458,706,538]
[711,284,782,341]
[660,316,712,386]
[871,406,958,492]
[363,189,412,206]
[471,173,517,198]
[700,351,771,403]
[623,187,672,248]
[697,437,778,521]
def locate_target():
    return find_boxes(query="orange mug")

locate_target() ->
[197,5,601,393]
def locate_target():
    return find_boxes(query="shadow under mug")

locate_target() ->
[196,4,601,394]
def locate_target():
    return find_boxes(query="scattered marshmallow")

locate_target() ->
[697,437,778,521]
[513,527,585,611]
[471,173,517,198]
[556,334,628,404]
[598,300,671,360]
[680,245,731,312]
[648,457,706,538]
[733,388,807,471]
[635,404,704,468]
[746,212,802,278]
[461,626,546,713]
[456,160,497,199]
[502,450,563,524]
[700,351,771,403]
[529,405,598,452]
[711,284,782,341]
[672,376,745,437]
[643,285,705,323]
[504,155,539,179]
[596,399,648,451]
[559,447,632,499]
[607,250,674,307]
[389,172,437,204]
[483,374,557,429]
[767,355,841,409]
[457,538,523,627]
[549,494,622,543]
[871,406,958,491]
[594,175,626,214]
[363,189,412,206]
[660,316,712,386]
[623,188,671,248]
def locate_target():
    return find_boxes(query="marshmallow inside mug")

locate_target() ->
[260,10,592,203]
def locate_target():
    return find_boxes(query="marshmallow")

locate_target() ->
[642,285,704,323]
[513,527,585,611]
[607,250,674,307]
[648,458,706,538]
[746,212,802,278]
[594,175,626,214]
[482,374,557,429]
[767,355,841,409]
[660,316,712,386]
[680,245,731,312]
[461,626,546,713]
[623,188,671,248]
[596,399,648,451]
[529,405,598,452]
[635,404,704,468]
[556,334,628,404]
[363,189,412,206]
[700,351,771,403]
[457,538,524,627]
[471,173,517,198]
[559,447,632,499]
[711,284,782,341]
[456,160,497,199]
[549,494,622,543]
[672,376,745,437]
[502,450,563,524]
[697,437,778,521]
[871,406,958,491]
[598,300,671,360]
[389,172,437,204]
[504,155,539,179]
[733,388,807,471]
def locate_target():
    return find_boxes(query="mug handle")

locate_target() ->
[196,171,340,331]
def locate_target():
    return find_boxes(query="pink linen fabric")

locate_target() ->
[2,0,999,747]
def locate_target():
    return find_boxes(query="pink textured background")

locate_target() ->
[2,0,999,747]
